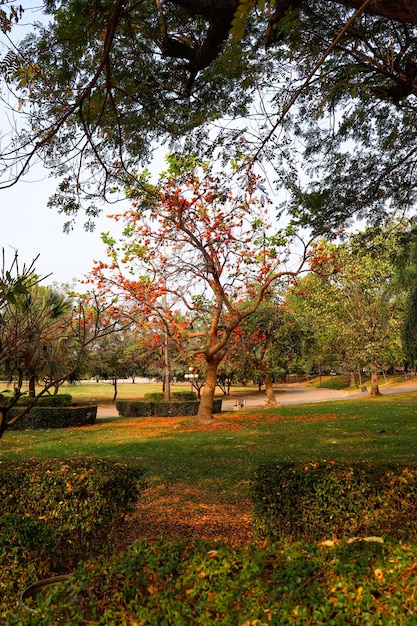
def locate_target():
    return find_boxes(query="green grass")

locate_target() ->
[2,392,417,504]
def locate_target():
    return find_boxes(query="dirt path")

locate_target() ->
[115,483,254,550]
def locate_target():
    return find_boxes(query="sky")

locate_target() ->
[0,4,134,287]
[1,169,129,287]
[0,4,285,288]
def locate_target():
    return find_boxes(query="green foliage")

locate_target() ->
[116,399,155,417]
[0,459,145,572]
[9,537,417,624]
[144,392,165,401]
[7,404,97,430]
[154,400,203,417]
[117,398,222,417]
[402,285,417,365]
[172,390,198,401]
[15,393,73,406]
[251,461,417,542]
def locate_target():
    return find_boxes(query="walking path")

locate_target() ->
[97,379,417,418]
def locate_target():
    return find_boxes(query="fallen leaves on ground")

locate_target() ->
[115,483,254,550]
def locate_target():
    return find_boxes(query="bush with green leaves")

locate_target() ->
[251,461,417,542]
[15,394,73,406]
[144,392,165,401]
[153,399,201,417]
[7,538,417,624]
[116,398,222,417]
[0,459,145,570]
[7,404,97,430]
[172,390,197,401]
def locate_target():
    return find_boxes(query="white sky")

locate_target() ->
[1,177,120,287]
[0,7,121,286]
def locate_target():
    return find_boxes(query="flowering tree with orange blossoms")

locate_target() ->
[225,299,304,406]
[91,157,313,422]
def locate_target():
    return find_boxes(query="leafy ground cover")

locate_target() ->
[2,392,417,622]
[10,538,417,625]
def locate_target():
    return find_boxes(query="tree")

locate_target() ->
[386,219,417,371]
[291,234,403,395]
[0,1,415,237]
[1,284,72,396]
[89,332,131,402]
[228,298,303,405]
[88,325,153,399]
[0,286,127,438]
[90,158,311,421]
[0,249,37,306]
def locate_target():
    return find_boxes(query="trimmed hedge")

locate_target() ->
[116,399,154,417]
[116,398,222,417]
[144,392,197,402]
[144,392,165,401]
[15,394,73,407]
[251,461,417,542]
[154,400,201,417]
[172,390,197,401]
[9,538,417,624]
[0,459,146,571]
[7,404,97,430]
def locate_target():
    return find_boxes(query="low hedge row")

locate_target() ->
[9,538,417,624]
[15,394,74,407]
[144,391,197,402]
[6,404,97,430]
[116,398,222,417]
[251,461,417,542]
[0,459,146,572]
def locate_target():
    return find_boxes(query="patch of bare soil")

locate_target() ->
[115,483,254,549]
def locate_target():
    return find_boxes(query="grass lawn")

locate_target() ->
[2,391,417,505]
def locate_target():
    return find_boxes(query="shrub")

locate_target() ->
[153,400,201,417]
[9,538,417,625]
[172,390,197,401]
[0,459,146,570]
[144,392,165,401]
[116,400,154,417]
[7,404,97,430]
[250,461,417,542]
[116,398,222,417]
[16,394,73,407]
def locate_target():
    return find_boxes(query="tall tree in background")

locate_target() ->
[292,234,403,395]
[91,157,311,421]
[228,298,303,405]
[388,219,417,371]
[0,284,72,396]
[0,283,127,438]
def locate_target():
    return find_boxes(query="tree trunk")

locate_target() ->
[0,408,6,438]
[112,376,118,402]
[350,371,355,387]
[196,359,218,422]
[28,374,36,397]
[163,328,171,401]
[265,372,278,406]
[370,362,381,396]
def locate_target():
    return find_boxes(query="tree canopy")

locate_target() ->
[0,0,415,234]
